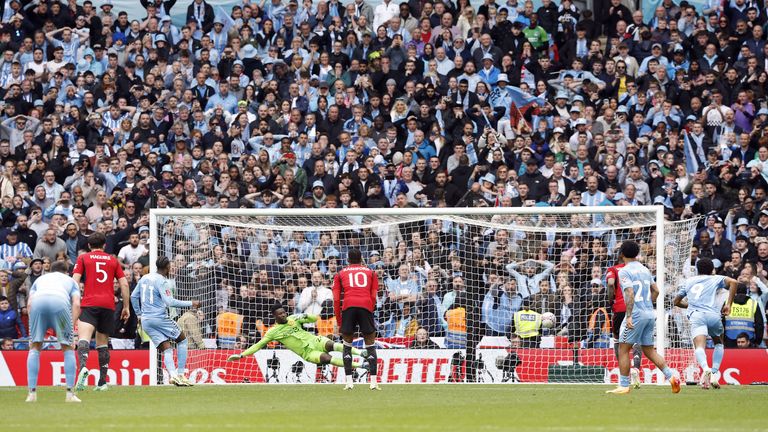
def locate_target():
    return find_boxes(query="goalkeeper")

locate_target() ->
[228,303,366,369]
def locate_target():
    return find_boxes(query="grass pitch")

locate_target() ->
[1,384,765,431]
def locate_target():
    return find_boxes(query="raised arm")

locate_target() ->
[45,27,64,42]
[296,314,318,324]
[538,260,555,276]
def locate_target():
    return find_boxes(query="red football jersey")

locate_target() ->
[606,263,626,313]
[332,265,379,321]
[72,250,126,309]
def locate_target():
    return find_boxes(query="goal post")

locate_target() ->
[147,206,699,385]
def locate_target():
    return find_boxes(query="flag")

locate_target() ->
[509,102,522,129]
[215,5,236,33]
[682,132,700,174]
[508,86,547,108]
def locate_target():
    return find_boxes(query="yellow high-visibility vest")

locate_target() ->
[514,309,541,338]
[725,299,757,340]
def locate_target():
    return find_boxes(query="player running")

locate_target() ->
[673,258,737,389]
[72,232,130,392]
[131,256,200,386]
[606,253,643,389]
[333,248,380,390]
[227,303,367,371]
[606,241,681,395]
[26,261,82,403]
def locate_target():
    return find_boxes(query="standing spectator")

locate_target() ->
[178,308,206,350]
[118,232,147,268]
[33,229,67,261]
[0,229,33,269]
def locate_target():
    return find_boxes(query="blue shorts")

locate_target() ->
[142,318,181,347]
[688,311,723,339]
[618,315,655,346]
[30,296,73,345]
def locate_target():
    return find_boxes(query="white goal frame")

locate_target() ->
[148,206,668,385]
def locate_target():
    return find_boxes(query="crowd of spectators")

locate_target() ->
[0,0,768,350]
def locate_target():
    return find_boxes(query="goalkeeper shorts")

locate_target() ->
[301,336,333,364]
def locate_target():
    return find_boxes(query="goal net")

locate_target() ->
[148,207,700,385]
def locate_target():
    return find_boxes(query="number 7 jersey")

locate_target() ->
[618,261,656,320]
[332,265,379,313]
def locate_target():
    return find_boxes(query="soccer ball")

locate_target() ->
[541,312,556,329]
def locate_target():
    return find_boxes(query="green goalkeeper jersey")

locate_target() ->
[244,315,319,355]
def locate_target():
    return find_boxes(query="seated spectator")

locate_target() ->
[735,332,753,348]
[409,327,441,349]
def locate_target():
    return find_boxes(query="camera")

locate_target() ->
[267,354,280,370]
[495,352,520,382]
[495,352,520,372]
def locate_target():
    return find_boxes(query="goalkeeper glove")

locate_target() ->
[227,354,243,361]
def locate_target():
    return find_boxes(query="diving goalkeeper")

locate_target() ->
[227,303,366,369]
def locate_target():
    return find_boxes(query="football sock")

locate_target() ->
[632,344,641,370]
[662,366,674,380]
[342,342,353,377]
[97,345,109,386]
[365,344,378,383]
[27,349,40,392]
[77,340,90,371]
[163,348,177,378]
[64,349,76,390]
[334,342,362,356]
[712,344,724,374]
[619,375,630,388]
[694,347,709,371]
[177,339,188,375]
[330,357,362,368]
